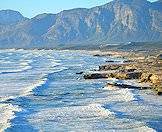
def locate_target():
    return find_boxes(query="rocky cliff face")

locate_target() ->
[0,0,162,49]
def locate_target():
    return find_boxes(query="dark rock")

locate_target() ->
[126,72,142,79]
[120,69,136,73]
[157,54,162,60]
[84,71,142,80]
[140,73,152,83]
[157,91,162,95]
[154,86,162,95]
[106,60,115,63]
[99,64,122,71]
[126,69,136,72]
[76,72,83,74]
[107,82,149,90]
[123,60,134,63]
[93,54,101,57]
[84,73,108,79]
[114,72,142,80]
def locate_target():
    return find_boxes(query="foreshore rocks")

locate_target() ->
[84,53,162,95]
[106,82,150,90]
[139,72,162,95]
[84,70,142,80]
[99,64,122,71]
[157,54,162,60]
[84,73,108,79]
[76,72,84,74]
[114,72,142,79]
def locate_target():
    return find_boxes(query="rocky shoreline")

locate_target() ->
[83,51,162,95]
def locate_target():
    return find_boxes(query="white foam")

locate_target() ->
[0,104,22,132]
[21,78,47,96]
[29,103,113,127]
[117,89,135,101]
[104,87,135,102]
[16,49,25,52]
[103,78,153,102]
[0,59,32,74]
[34,103,113,119]
[29,103,155,131]
[51,61,61,67]
[0,77,47,102]
[0,49,16,52]
[0,65,32,74]
[133,126,155,132]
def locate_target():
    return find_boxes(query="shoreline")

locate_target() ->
[0,49,161,131]
[83,50,162,95]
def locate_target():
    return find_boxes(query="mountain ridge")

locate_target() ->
[0,0,162,49]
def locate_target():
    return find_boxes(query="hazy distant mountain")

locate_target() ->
[0,0,162,49]
[0,10,27,25]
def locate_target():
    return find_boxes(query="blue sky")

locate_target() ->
[0,0,158,18]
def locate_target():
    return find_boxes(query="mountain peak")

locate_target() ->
[0,10,27,25]
[113,0,149,5]
[0,1,162,48]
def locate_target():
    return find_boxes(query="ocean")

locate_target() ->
[0,49,162,132]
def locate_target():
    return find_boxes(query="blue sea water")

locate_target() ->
[0,49,162,132]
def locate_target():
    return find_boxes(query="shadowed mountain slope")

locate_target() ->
[0,0,162,49]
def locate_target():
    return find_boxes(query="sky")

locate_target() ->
[0,0,158,18]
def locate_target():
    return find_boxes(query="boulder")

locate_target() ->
[157,88,162,95]
[154,85,162,95]
[157,54,162,60]
[140,73,152,83]
[150,74,160,84]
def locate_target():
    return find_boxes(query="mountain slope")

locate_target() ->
[0,10,27,25]
[0,0,162,49]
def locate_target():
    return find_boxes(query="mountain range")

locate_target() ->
[0,0,162,49]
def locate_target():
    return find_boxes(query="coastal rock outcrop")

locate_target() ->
[84,51,162,95]
[84,73,108,79]
[114,71,142,80]
[83,70,142,80]
[99,64,123,71]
